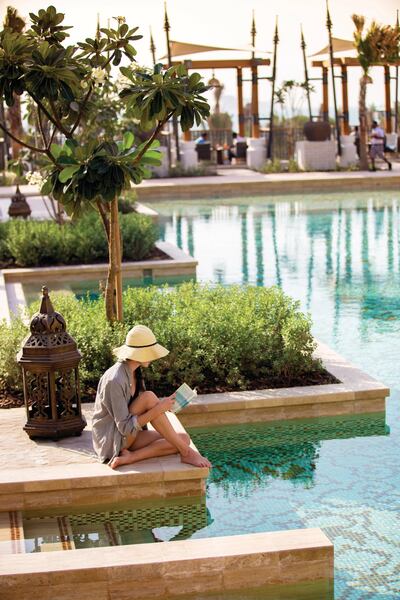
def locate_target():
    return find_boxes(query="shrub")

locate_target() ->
[0,283,323,400]
[258,159,301,174]
[0,170,17,186]
[0,212,158,268]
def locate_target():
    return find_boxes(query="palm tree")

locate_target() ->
[352,15,400,170]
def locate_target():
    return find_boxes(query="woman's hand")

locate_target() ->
[159,393,176,414]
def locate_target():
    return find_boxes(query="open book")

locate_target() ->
[172,383,197,414]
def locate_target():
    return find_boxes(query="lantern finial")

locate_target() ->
[39,285,55,315]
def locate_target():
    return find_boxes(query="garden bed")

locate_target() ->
[1,284,343,408]
[0,211,158,269]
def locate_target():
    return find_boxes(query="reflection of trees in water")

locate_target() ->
[176,214,183,249]
[206,442,320,499]
[306,237,314,311]
[241,211,248,284]
[306,211,334,277]
[253,214,264,286]
[192,412,388,500]
[270,206,282,287]
[333,208,343,339]
[187,217,195,258]
[345,210,352,284]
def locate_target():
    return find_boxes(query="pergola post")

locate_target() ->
[340,64,350,134]
[251,64,260,138]
[384,65,392,133]
[237,67,245,137]
[322,66,329,122]
[250,13,260,138]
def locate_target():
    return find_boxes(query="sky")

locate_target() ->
[3,0,400,126]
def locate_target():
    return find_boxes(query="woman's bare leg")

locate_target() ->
[128,391,211,468]
[109,430,182,469]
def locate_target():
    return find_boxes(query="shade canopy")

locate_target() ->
[160,39,270,59]
[310,37,355,57]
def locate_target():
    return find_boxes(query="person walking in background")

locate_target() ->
[370,120,392,171]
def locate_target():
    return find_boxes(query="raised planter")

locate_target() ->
[1,241,197,321]
[178,341,389,428]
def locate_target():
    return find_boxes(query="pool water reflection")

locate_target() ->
[153,191,400,600]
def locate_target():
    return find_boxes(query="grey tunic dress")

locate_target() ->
[92,361,143,463]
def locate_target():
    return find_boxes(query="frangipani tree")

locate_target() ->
[352,15,400,170]
[0,6,210,321]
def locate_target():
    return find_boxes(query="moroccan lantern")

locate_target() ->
[8,184,31,219]
[17,286,86,439]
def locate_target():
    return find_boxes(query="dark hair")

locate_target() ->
[202,132,208,138]
[130,366,146,402]
[232,132,237,138]
[372,120,378,127]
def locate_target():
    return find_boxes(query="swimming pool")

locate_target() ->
[12,191,400,598]
[153,190,400,599]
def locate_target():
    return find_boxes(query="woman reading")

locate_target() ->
[92,325,211,470]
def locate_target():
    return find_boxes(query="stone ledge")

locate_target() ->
[0,413,208,511]
[178,341,389,428]
[0,528,333,600]
[136,174,400,200]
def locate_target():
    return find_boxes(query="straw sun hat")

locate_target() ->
[113,325,169,363]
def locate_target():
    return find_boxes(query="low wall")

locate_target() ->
[0,528,333,600]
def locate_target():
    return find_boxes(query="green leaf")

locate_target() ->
[40,178,53,195]
[122,131,134,150]
[50,144,62,159]
[59,165,80,183]
[119,23,128,37]
[189,73,201,86]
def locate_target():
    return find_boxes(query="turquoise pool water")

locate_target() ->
[153,191,400,599]
[19,191,400,598]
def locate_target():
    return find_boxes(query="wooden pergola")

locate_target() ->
[171,57,270,140]
[311,56,400,135]
[160,6,274,148]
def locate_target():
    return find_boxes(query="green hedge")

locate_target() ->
[0,283,324,400]
[0,212,158,268]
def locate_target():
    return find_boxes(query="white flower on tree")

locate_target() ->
[26,171,44,186]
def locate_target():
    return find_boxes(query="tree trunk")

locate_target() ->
[359,74,369,171]
[6,94,24,159]
[104,197,123,322]
[112,197,123,321]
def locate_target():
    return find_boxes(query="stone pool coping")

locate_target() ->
[136,169,400,200]
[178,341,390,427]
[0,528,333,600]
[0,412,208,512]
[0,241,196,322]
